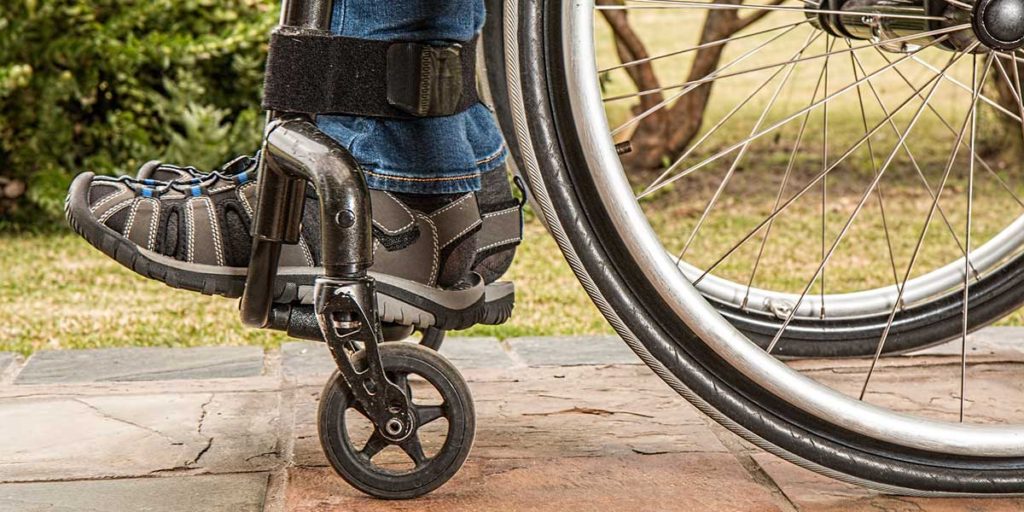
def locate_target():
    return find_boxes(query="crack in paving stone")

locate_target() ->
[521,407,655,419]
[179,394,216,468]
[70,398,183,445]
[196,394,214,434]
[481,464,528,478]
[245,450,281,462]
[187,438,214,467]
[628,447,675,455]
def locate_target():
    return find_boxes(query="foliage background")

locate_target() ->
[0,0,277,229]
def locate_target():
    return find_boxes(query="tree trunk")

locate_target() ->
[600,0,782,173]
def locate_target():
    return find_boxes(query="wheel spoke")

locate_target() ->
[606,24,968,104]
[361,431,389,460]
[742,45,831,307]
[675,31,817,260]
[600,19,809,74]
[640,34,953,201]
[415,405,446,427]
[859,51,993,399]
[645,31,822,193]
[993,53,1024,146]
[612,24,807,136]
[765,47,973,355]
[400,434,429,467]
[877,48,1024,211]
[692,41,966,285]
[852,47,984,281]
[910,55,1022,124]
[847,40,900,290]
[961,54,982,423]
[598,0,948,23]
[820,36,832,319]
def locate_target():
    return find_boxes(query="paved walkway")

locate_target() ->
[2,330,1024,511]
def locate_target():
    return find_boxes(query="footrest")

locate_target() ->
[267,281,515,342]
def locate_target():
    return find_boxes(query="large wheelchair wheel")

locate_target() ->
[506,0,1024,493]
[482,0,1024,358]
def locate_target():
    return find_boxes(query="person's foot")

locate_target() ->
[65,167,505,330]
[135,155,524,284]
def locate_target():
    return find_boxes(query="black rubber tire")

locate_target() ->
[517,0,1024,493]
[318,342,475,499]
[479,2,1024,359]
[715,254,1024,357]
[417,327,447,350]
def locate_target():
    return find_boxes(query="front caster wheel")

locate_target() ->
[317,342,475,499]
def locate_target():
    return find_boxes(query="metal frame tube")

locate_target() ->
[240,0,374,328]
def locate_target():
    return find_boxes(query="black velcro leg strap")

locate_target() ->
[263,28,479,119]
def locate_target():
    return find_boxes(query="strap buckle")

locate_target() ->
[387,42,465,117]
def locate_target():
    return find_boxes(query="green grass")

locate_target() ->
[6,166,1024,356]
[0,219,611,355]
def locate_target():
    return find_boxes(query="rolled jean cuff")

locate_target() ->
[364,145,508,194]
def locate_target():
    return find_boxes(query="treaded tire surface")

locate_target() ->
[516,0,1024,493]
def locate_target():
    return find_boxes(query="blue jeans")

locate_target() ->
[316,0,508,194]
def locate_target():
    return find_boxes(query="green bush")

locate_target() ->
[0,0,278,229]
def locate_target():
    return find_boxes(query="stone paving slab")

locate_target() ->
[288,364,724,468]
[0,391,281,482]
[281,342,335,378]
[15,347,265,385]
[910,327,1024,358]
[6,332,1024,510]
[292,364,725,467]
[286,363,777,512]
[282,338,514,379]
[286,453,790,512]
[0,473,268,512]
[439,337,515,369]
[506,336,640,367]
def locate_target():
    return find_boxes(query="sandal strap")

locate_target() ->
[429,193,483,250]
[370,190,417,236]
[372,193,482,287]
[477,202,524,254]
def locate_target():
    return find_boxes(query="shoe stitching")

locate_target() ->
[146,199,160,252]
[238,182,256,217]
[185,199,196,264]
[98,199,132,224]
[478,237,522,252]
[482,206,520,219]
[200,196,226,267]
[440,219,482,249]
[124,198,142,239]
[429,193,475,218]
[376,192,416,234]
[89,184,127,214]
[419,215,440,286]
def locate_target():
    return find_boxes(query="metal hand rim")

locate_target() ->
[565,0,1024,457]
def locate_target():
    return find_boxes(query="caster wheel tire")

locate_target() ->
[317,342,475,499]
[417,327,446,350]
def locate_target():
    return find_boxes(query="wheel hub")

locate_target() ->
[810,0,1024,52]
[974,0,1024,50]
